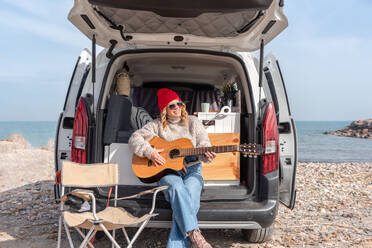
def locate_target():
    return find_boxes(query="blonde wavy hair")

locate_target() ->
[160,104,188,130]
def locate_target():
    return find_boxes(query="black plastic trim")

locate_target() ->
[259,170,279,200]
[263,67,279,115]
[174,35,184,42]
[237,11,264,34]
[63,56,80,111]
[106,40,118,59]
[75,66,91,108]
[92,35,96,84]
[62,117,74,129]
[54,113,62,174]
[54,113,63,201]
[288,117,297,209]
[278,122,290,133]
[262,20,276,35]
[84,95,95,164]
[115,197,278,228]
[94,109,105,162]
[93,8,132,42]
[241,114,258,195]
[81,14,95,29]
[275,60,292,116]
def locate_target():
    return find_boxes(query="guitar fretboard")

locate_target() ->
[179,145,238,157]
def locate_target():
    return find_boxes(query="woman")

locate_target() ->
[129,88,216,248]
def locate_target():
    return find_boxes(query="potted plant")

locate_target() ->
[221,82,238,108]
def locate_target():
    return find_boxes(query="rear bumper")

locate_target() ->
[118,198,278,229]
[197,199,278,228]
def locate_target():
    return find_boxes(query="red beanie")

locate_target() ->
[157,88,181,112]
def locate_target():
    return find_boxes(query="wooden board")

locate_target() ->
[203,133,240,181]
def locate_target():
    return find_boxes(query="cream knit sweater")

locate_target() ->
[128,115,211,166]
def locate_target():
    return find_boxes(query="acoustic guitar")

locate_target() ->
[132,136,263,183]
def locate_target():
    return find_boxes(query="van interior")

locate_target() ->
[100,52,257,201]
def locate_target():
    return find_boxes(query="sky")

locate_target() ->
[0,0,371,121]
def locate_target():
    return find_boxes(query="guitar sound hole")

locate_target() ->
[169,149,180,159]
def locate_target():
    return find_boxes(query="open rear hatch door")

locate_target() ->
[55,49,91,199]
[68,0,287,51]
[263,53,297,209]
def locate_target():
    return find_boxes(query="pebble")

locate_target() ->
[320,208,327,215]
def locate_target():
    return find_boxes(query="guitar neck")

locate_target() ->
[179,145,238,157]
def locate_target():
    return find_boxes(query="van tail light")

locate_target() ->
[261,102,279,175]
[71,97,90,164]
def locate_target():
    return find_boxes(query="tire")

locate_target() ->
[241,225,274,243]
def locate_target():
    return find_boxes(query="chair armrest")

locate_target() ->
[115,186,168,214]
[115,186,168,201]
[148,186,168,214]
[112,186,168,214]
[137,186,168,197]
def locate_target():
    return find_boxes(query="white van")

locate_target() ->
[55,0,297,242]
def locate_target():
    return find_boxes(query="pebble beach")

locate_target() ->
[0,134,371,247]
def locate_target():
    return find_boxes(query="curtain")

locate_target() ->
[131,87,220,118]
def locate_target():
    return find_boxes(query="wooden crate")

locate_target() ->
[202,133,240,181]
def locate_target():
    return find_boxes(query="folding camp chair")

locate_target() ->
[57,161,167,248]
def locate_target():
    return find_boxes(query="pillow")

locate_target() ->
[130,106,153,130]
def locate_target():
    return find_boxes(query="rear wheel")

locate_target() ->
[241,225,274,243]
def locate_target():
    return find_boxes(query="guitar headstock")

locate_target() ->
[239,143,264,156]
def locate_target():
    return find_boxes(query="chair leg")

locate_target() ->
[63,220,75,248]
[79,226,95,248]
[98,224,121,248]
[112,230,116,248]
[127,219,150,248]
[57,216,63,248]
[122,228,130,244]
[86,230,97,248]
[75,227,96,248]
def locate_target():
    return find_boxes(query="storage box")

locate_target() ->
[197,112,240,133]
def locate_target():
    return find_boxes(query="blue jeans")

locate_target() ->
[158,162,204,248]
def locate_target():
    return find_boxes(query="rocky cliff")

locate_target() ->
[324,119,372,138]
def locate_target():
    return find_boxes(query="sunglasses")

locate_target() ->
[168,102,184,110]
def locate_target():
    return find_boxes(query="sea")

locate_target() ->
[1,121,372,163]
